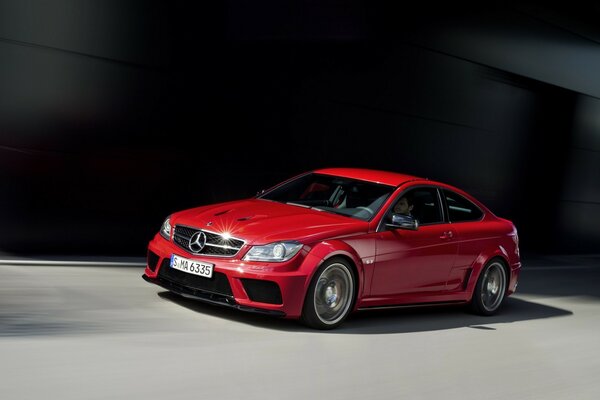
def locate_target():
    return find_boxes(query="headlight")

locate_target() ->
[243,241,303,262]
[160,216,172,240]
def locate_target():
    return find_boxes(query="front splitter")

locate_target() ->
[142,274,286,317]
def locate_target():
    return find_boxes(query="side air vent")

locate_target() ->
[241,279,283,304]
[147,250,160,272]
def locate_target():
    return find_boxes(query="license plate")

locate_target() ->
[170,254,214,278]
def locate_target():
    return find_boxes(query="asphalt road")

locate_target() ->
[1,254,599,400]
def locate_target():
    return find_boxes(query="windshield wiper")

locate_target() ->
[311,207,350,216]
[286,202,311,208]
[287,203,350,218]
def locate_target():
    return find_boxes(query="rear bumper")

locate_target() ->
[508,261,521,295]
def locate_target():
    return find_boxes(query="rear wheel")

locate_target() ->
[302,258,355,330]
[470,259,507,316]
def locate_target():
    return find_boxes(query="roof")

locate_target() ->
[314,168,422,187]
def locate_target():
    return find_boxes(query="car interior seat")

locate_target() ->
[413,192,440,224]
[344,186,362,208]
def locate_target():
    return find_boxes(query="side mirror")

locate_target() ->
[386,214,419,230]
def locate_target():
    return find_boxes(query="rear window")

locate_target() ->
[444,190,483,222]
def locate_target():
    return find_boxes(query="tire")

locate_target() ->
[301,257,356,330]
[470,258,508,316]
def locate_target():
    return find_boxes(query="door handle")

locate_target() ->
[440,231,454,239]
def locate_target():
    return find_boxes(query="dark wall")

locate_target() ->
[556,96,600,251]
[0,2,598,256]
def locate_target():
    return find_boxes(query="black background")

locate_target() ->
[1,2,599,256]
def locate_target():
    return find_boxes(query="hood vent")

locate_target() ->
[214,209,232,216]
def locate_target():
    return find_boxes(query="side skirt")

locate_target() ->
[358,300,467,311]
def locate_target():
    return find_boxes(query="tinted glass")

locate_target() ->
[259,173,394,221]
[390,187,443,225]
[444,190,483,222]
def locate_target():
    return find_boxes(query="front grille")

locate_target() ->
[147,250,160,272]
[173,225,244,257]
[158,259,233,296]
[241,279,283,304]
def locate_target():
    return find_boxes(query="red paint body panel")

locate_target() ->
[144,169,521,320]
[372,225,459,296]
[173,198,366,246]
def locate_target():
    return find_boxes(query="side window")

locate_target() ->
[391,187,443,225]
[444,190,483,222]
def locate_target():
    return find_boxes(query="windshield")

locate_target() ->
[259,173,394,221]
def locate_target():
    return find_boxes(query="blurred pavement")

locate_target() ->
[1,254,599,400]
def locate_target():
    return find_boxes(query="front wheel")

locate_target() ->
[302,258,356,330]
[470,259,508,316]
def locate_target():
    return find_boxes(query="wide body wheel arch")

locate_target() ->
[464,246,512,302]
[299,240,365,313]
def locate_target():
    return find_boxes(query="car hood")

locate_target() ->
[171,198,367,245]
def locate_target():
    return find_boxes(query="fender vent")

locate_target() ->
[463,268,473,290]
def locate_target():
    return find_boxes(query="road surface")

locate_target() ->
[1,254,599,399]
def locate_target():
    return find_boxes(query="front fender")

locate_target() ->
[299,240,365,308]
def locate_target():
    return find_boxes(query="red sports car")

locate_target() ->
[143,168,521,329]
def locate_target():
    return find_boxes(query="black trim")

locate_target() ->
[158,259,233,296]
[142,274,286,317]
[463,268,473,291]
[436,187,448,223]
[147,250,160,272]
[440,187,450,223]
[241,279,283,305]
[358,300,466,311]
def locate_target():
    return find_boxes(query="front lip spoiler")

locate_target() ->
[142,274,286,317]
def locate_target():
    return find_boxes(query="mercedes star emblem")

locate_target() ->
[189,231,207,253]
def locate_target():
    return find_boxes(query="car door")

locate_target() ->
[441,189,487,291]
[371,186,459,297]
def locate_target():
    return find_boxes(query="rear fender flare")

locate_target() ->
[465,245,510,300]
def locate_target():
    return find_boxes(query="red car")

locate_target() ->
[143,168,521,329]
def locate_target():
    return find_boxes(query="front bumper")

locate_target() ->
[143,234,313,318]
[142,273,286,316]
